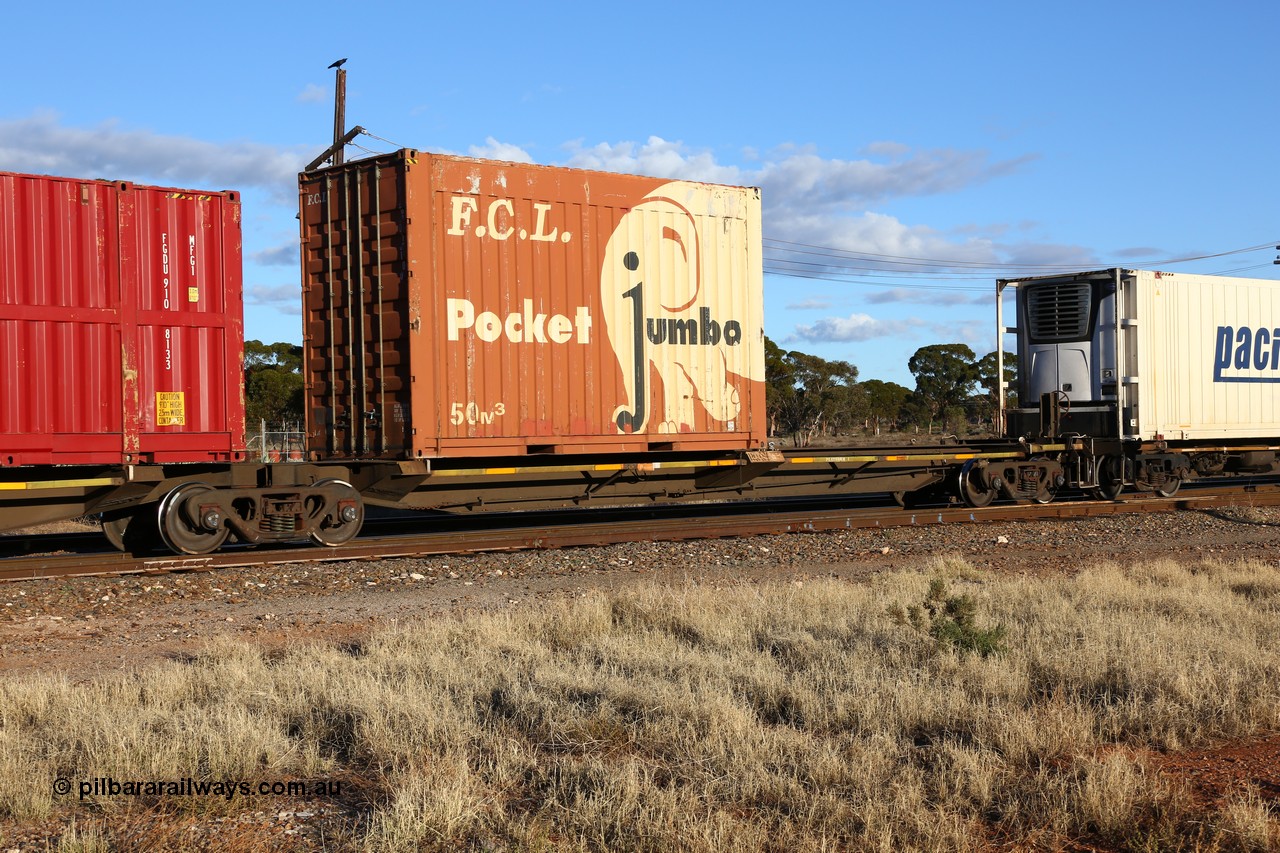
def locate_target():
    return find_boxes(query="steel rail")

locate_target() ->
[3,483,1278,583]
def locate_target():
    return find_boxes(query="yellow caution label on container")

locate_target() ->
[188,287,200,302]
[156,391,186,426]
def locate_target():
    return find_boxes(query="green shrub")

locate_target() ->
[890,578,1008,657]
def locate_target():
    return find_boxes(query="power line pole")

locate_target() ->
[329,58,348,167]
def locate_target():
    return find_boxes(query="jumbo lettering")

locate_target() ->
[645,306,744,347]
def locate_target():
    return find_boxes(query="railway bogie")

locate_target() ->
[1,463,368,555]
[147,476,366,554]
[950,441,1278,509]
[952,456,1064,507]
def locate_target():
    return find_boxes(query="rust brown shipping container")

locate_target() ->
[0,171,246,466]
[298,150,765,459]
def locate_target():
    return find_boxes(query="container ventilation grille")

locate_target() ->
[1026,282,1091,341]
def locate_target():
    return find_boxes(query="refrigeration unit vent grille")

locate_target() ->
[1026,282,1092,341]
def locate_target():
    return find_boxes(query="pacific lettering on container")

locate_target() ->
[1213,324,1280,382]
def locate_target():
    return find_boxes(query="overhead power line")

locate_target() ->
[763,237,1278,272]
[762,238,1280,289]
[324,136,1277,287]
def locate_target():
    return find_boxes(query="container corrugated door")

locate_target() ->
[0,174,123,464]
[122,185,245,461]
[300,153,411,459]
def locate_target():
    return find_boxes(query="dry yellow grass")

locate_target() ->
[1,555,1279,851]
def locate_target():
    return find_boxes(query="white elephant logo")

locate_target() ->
[601,181,763,434]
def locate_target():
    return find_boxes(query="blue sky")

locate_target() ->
[3,1,1276,386]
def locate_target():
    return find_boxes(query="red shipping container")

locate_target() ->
[299,150,766,458]
[0,171,246,466]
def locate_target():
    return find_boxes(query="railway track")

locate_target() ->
[4,478,1278,583]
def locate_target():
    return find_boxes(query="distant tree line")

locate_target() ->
[766,337,1015,446]
[244,340,304,430]
[242,337,1016,446]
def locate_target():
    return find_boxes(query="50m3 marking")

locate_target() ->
[450,401,506,426]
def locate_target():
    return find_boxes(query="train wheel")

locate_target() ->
[957,460,997,508]
[101,514,130,551]
[1153,477,1182,498]
[308,479,365,547]
[1090,455,1125,501]
[100,507,163,554]
[1030,457,1059,504]
[157,483,231,555]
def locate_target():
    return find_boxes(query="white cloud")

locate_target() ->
[554,137,1033,210]
[1113,246,1165,260]
[865,288,987,306]
[547,137,1052,273]
[0,112,308,202]
[785,298,831,310]
[250,243,298,267]
[562,137,742,184]
[1001,243,1097,267]
[861,141,911,158]
[246,284,301,315]
[791,313,923,343]
[467,137,534,163]
[0,117,1090,278]
[754,146,1036,216]
[297,84,328,104]
[928,319,1001,356]
[765,211,1004,280]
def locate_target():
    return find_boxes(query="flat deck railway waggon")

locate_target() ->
[951,268,1280,507]
[0,157,989,554]
[1,158,1276,555]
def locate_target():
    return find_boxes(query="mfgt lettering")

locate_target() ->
[447,297,591,344]
[1213,324,1280,382]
